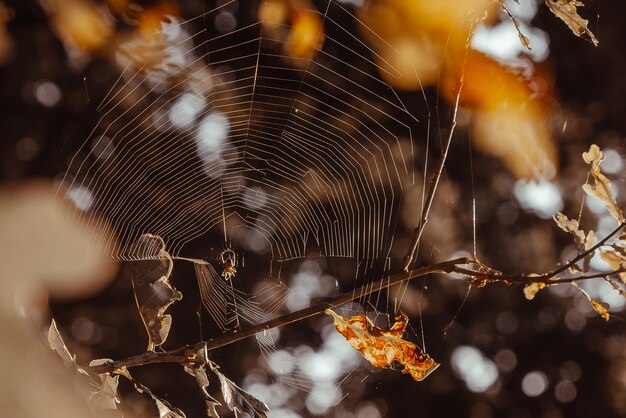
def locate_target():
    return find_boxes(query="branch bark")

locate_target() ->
[89,257,467,374]
[88,218,626,376]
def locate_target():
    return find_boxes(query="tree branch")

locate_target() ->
[88,222,626,375]
[88,257,468,374]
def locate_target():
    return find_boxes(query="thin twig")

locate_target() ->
[88,345,204,374]
[403,62,465,272]
[544,222,625,279]
[451,222,626,284]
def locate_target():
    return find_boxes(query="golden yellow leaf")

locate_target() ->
[326,309,439,381]
[137,2,180,38]
[285,5,323,64]
[358,0,497,90]
[52,0,112,51]
[441,50,558,179]
[572,282,611,321]
[523,282,546,300]
[591,301,610,321]
[258,0,289,29]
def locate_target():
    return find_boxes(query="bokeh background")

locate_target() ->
[2,1,626,417]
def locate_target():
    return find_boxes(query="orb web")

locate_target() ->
[57,0,447,404]
[61,1,421,274]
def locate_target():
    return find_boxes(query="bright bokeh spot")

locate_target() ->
[472,22,549,63]
[34,80,61,107]
[514,179,563,218]
[67,185,94,211]
[451,345,499,392]
[601,148,623,174]
[168,93,205,128]
[197,112,229,157]
[521,370,549,397]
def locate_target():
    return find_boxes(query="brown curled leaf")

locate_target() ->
[554,212,597,270]
[114,366,187,417]
[326,309,439,381]
[545,0,598,46]
[582,145,624,223]
[126,233,182,351]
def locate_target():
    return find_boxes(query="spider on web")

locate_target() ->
[220,248,237,280]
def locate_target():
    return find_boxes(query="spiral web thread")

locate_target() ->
[57,0,441,400]
[61,1,420,270]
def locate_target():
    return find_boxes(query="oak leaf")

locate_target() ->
[325,309,439,381]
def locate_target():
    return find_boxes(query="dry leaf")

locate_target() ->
[502,3,532,50]
[601,249,623,270]
[48,329,122,415]
[582,145,624,223]
[126,233,182,351]
[184,362,221,418]
[554,212,597,270]
[117,367,187,417]
[48,319,77,367]
[545,0,598,46]
[185,343,268,417]
[209,361,269,418]
[88,360,120,411]
[572,282,610,321]
[600,246,626,284]
[326,309,439,381]
[155,399,187,418]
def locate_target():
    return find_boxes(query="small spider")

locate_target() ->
[220,249,237,280]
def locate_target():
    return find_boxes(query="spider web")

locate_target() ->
[61,1,419,269]
[59,0,444,406]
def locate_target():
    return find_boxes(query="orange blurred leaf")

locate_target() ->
[326,309,439,381]
[138,2,180,38]
[286,5,323,63]
[52,0,112,51]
